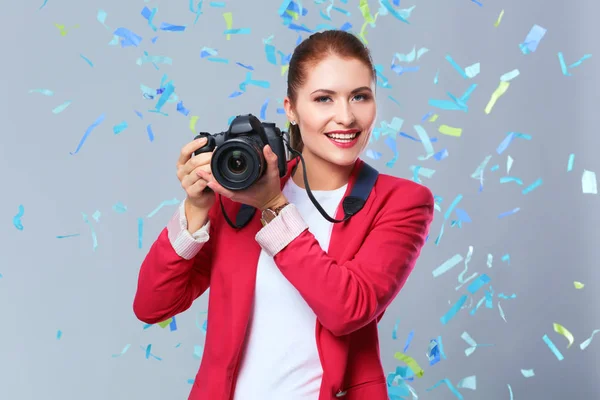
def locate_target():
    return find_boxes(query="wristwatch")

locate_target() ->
[260,202,290,226]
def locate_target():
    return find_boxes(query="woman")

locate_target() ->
[133,30,434,400]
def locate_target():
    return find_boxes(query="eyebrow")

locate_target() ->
[310,86,373,95]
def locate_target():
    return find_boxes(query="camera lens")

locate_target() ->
[227,150,247,174]
[212,139,265,191]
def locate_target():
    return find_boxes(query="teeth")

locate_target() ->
[326,132,358,139]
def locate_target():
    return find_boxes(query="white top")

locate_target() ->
[232,177,348,400]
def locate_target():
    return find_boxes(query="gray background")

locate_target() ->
[1,0,598,399]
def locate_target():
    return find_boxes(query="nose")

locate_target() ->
[334,102,356,126]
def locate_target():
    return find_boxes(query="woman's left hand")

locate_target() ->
[197,145,286,211]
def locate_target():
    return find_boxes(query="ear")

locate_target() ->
[283,97,296,123]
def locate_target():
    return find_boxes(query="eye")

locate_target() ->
[353,93,370,101]
[315,96,331,103]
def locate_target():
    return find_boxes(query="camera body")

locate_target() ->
[194,114,289,191]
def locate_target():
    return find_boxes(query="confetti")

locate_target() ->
[414,125,434,160]
[581,170,597,194]
[113,121,128,134]
[143,124,153,142]
[394,46,429,63]
[432,253,463,278]
[519,24,546,54]
[52,101,72,114]
[494,10,504,27]
[81,212,98,251]
[392,319,400,339]
[445,55,468,79]
[484,81,510,114]
[573,281,584,289]
[141,6,158,31]
[112,344,131,358]
[29,88,54,96]
[441,295,467,325]
[426,339,441,366]
[557,52,592,76]
[542,334,564,361]
[553,322,574,348]
[384,137,398,168]
[567,154,575,171]
[403,330,414,352]
[579,329,600,350]
[113,27,142,47]
[13,205,24,230]
[70,114,105,155]
[426,378,464,399]
[456,246,477,290]
[80,54,94,67]
[522,178,543,194]
[56,330,62,339]
[160,23,186,32]
[189,115,199,132]
[438,124,462,137]
[521,369,535,378]
[500,69,520,82]
[147,198,180,218]
[457,375,476,390]
[393,352,424,378]
[138,218,144,248]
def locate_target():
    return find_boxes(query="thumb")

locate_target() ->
[265,145,277,162]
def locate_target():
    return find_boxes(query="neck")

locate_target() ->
[291,150,355,190]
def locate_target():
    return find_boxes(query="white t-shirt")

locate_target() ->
[232,176,348,400]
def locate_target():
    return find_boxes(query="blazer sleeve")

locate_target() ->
[257,183,434,337]
[133,201,217,324]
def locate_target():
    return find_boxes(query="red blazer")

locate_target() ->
[134,157,434,400]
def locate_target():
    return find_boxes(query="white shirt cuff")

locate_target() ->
[255,204,308,257]
[166,200,210,260]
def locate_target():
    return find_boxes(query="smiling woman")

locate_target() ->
[284,30,378,190]
[134,29,434,400]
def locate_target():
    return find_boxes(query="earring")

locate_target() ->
[290,120,296,125]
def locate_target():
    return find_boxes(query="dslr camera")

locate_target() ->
[194,114,289,191]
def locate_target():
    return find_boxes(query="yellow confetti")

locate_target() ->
[484,81,510,114]
[494,10,505,27]
[223,12,233,40]
[281,64,289,76]
[553,322,574,348]
[55,23,80,36]
[428,114,439,122]
[394,352,424,378]
[574,281,584,289]
[358,0,379,44]
[285,10,299,20]
[158,318,172,328]
[189,115,199,132]
[439,124,462,137]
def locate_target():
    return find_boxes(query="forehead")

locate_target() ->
[301,55,373,91]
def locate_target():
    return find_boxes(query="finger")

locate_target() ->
[181,171,203,190]
[187,177,210,196]
[177,137,208,167]
[179,151,212,179]
[263,145,279,173]
[199,170,235,199]
[181,164,212,187]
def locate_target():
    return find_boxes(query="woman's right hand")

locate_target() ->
[176,137,216,230]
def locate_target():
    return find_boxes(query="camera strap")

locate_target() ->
[221,149,379,229]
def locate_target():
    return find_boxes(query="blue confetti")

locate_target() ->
[13,205,24,230]
[146,124,155,142]
[70,114,105,155]
[113,27,143,47]
[80,54,94,67]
